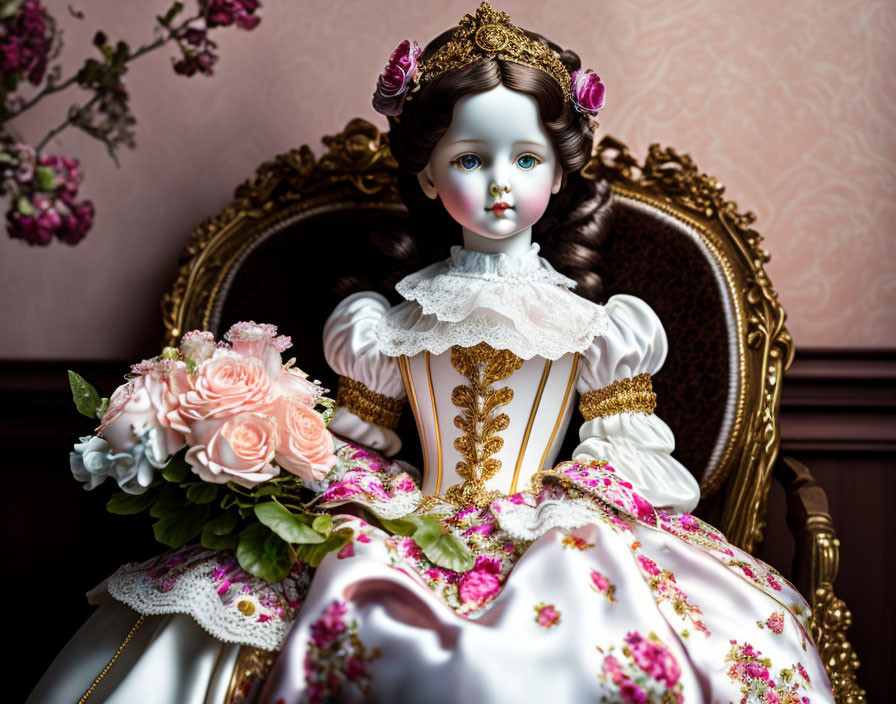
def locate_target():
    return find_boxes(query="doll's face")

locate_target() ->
[417,82,563,240]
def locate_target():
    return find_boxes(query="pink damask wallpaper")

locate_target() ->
[2,0,894,358]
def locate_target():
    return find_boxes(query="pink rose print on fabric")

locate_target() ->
[597,632,684,704]
[533,602,561,628]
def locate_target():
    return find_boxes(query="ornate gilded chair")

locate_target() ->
[162,119,864,702]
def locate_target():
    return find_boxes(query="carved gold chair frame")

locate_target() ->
[161,119,864,702]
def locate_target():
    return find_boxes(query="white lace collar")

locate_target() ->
[376,243,608,360]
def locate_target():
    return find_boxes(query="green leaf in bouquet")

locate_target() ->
[68,370,101,419]
[152,502,210,548]
[201,527,238,551]
[236,523,293,582]
[162,459,191,484]
[106,490,157,515]
[186,483,218,504]
[149,486,187,518]
[294,528,352,568]
[204,511,239,536]
[253,484,282,498]
[201,514,239,550]
[311,514,333,537]
[254,501,325,545]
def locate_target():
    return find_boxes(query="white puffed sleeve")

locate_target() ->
[323,291,406,456]
[572,294,701,513]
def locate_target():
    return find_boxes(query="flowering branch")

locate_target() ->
[0,0,262,246]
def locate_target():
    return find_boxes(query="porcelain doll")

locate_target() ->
[29,4,835,703]
[256,5,835,703]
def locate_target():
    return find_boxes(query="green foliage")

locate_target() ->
[185,482,218,504]
[162,459,191,484]
[254,501,324,545]
[106,490,157,515]
[382,514,474,572]
[152,502,210,548]
[68,370,101,419]
[294,529,352,568]
[236,523,293,582]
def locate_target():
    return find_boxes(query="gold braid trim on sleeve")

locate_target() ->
[336,376,405,430]
[578,373,657,421]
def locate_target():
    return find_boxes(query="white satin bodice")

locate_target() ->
[399,350,579,497]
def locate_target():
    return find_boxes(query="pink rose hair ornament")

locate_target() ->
[371,39,421,117]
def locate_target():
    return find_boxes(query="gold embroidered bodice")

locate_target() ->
[397,344,580,506]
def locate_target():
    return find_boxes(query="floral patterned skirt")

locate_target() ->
[254,440,834,704]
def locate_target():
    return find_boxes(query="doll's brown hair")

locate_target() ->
[342,29,612,302]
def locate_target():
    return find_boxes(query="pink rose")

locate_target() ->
[273,397,336,480]
[459,568,501,606]
[274,366,321,407]
[591,569,610,592]
[625,632,682,688]
[372,39,421,116]
[184,412,279,487]
[224,321,291,381]
[535,603,561,628]
[179,351,272,423]
[99,365,188,457]
[637,554,661,576]
[570,69,606,113]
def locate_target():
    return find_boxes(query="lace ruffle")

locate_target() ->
[99,546,310,651]
[378,244,607,360]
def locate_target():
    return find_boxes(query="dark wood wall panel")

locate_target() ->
[3,350,892,702]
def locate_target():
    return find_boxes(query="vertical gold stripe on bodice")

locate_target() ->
[398,355,429,481]
[424,351,443,495]
[509,358,552,494]
[537,352,580,473]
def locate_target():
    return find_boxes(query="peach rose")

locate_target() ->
[273,397,336,481]
[99,365,188,457]
[179,350,273,422]
[185,412,280,487]
[225,321,291,381]
[274,366,321,407]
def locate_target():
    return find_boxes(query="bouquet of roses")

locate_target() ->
[68,321,356,582]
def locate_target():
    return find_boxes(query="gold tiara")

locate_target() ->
[372,2,604,118]
[416,2,572,101]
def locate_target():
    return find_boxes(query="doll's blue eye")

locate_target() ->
[453,154,481,171]
[516,154,540,170]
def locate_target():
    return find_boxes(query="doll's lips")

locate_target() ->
[487,202,513,216]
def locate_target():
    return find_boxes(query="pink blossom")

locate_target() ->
[357,533,371,543]
[619,677,648,704]
[679,513,699,531]
[631,492,657,525]
[624,631,682,688]
[345,655,364,682]
[745,662,770,681]
[458,568,500,606]
[337,541,354,559]
[637,554,661,576]
[309,601,347,649]
[534,603,561,628]
[767,574,783,591]
[796,663,810,683]
[372,39,421,116]
[766,612,785,634]
[590,569,611,592]
[570,69,606,113]
[392,474,418,493]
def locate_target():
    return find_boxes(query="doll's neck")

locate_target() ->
[461,226,532,258]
